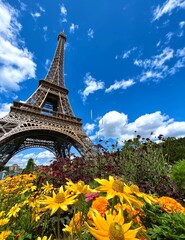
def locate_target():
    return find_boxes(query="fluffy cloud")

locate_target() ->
[98,111,128,139]
[0,103,11,118]
[96,110,185,143]
[0,1,36,92]
[79,73,104,102]
[83,123,96,135]
[6,150,54,168]
[69,23,79,33]
[153,0,185,21]
[105,79,135,93]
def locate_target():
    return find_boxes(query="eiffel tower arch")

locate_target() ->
[0,32,96,169]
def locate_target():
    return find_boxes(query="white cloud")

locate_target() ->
[165,32,174,43]
[69,23,79,34]
[98,111,128,139]
[87,28,94,39]
[60,4,67,16]
[115,47,137,60]
[31,4,45,19]
[43,26,48,31]
[45,58,51,71]
[60,4,67,22]
[31,12,41,18]
[153,0,185,21]
[134,47,185,82]
[96,110,185,143]
[6,149,54,168]
[105,79,135,93]
[79,73,104,102]
[0,1,36,92]
[83,123,96,135]
[179,21,185,28]
[0,103,11,118]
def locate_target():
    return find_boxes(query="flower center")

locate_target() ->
[109,222,124,240]
[112,180,124,193]
[55,193,65,203]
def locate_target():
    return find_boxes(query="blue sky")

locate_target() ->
[1,0,185,167]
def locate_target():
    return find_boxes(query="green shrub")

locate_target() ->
[171,159,185,196]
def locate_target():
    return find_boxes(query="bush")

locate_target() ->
[171,159,185,197]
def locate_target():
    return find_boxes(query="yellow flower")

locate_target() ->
[156,196,185,214]
[95,176,141,206]
[7,204,21,218]
[41,181,54,193]
[65,179,93,195]
[0,230,11,240]
[37,236,52,240]
[40,186,77,215]
[0,211,5,218]
[130,185,157,205]
[86,208,141,240]
[0,218,9,226]
[63,211,84,234]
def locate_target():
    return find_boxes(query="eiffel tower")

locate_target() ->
[0,32,95,169]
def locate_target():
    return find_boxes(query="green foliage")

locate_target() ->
[171,159,185,196]
[23,158,35,173]
[120,136,168,188]
[142,203,185,239]
[162,137,185,164]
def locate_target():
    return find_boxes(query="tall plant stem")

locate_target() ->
[57,209,61,240]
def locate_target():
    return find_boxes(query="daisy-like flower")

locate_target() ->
[95,176,141,207]
[130,185,157,205]
[65,179,93,195]
[39,186,77,215]
[0,217,9,226]
[7,204,21,218]
[0,230,11,240]
[86,208,141,240]
[41,181,54,193]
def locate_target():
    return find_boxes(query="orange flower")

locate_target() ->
[88,196,109,219]
[63,211,84,234]
[157,196,185,214]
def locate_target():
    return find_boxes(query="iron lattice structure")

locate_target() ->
[0,32,95,169]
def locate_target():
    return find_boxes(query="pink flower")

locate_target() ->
[85,192,99,202]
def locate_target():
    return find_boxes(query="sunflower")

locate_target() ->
[86,208,141,240]
[39,186,77,215]
[95,176,141,207]
[130,185,157,205]
[65,178,93,195]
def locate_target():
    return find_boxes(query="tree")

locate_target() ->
[23,158,35,173]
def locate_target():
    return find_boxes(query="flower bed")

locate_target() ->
[0,174,185,239]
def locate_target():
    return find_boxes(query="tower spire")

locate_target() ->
[45,32,67,87]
